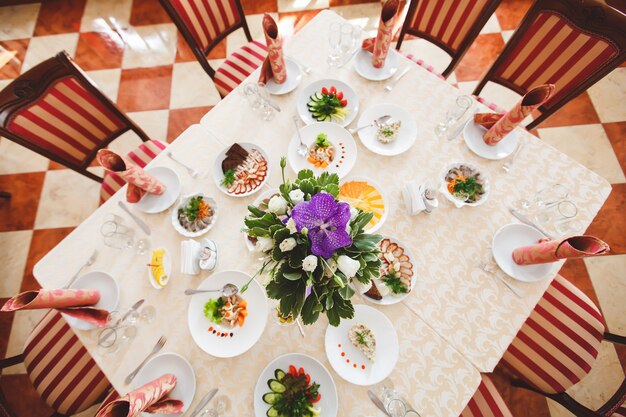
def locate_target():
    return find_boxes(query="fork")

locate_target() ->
[502,142,525,172]
[167,152,199,178]
[125,335,166,384]
[385,67,410,92]
[477,261,524,298]
[64,250,98,289]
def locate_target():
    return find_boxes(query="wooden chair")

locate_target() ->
[473,0,626,129]
[158,0,267,97]
[501,274,626,417]
[459,374,513,417]
[396,0,502,78]
[0,311,113,416]
[0,51,167,203]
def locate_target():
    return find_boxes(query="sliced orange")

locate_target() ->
[338,180,385,230]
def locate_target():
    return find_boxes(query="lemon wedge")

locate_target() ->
[150,249,167,287]
[155,274,169,288]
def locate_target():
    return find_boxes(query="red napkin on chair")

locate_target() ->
[259,13,287,85]
[478,84,555,145]
[97,149,165,204]
[1,289,110,327]
[96,374,184,417]
[512,236,609,265]
[361,0,400,68]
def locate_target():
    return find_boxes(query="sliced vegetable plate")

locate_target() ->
[297,79,359,127]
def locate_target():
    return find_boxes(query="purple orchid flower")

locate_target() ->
[291,193,352,258]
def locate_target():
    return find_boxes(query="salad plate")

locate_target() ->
[213,142,269,198]
[133,352,195,417]
[134,167,181,214]
[288,122,357,179]
[147,247,171,289]
[171,193,218,237]
[440,162,490,208]
[356,103,417,156]
[254,353,338,417]
[353,49,399,81]
[324,304,399,386]
[65,271,119,331]
[338,177,389,234]
[492,223,553,282]
[463,119,519,160]
[244,188,280,252]
[265,57,302,95]
[297,79,359,127]
[187,270,268,358]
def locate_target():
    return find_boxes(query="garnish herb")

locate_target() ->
[221,169,236,187]
[382,271,408,294]
[452,176,483,197]
[315,133,332,148]
[203,297,225,324]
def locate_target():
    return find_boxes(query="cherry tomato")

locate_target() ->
[336,91,343,100]
[321,87,328,95]
[305,374,311,383]
[298,367,305,375]
[340,99,348,107]
[289,365,297,376]
[330,86,337,94]
[311,393,321,403]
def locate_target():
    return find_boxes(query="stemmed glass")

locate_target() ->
[241,82,275,121]
[96,311,138,355]
[435,95,473,140]
[327,22,343,67]
[100,214,150,255]
[381,388,421,417]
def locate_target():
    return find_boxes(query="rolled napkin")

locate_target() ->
[512,236,609,265]
[473,112,504,129]
[483,84,555,145]
[1,289,110,327]
[96,374,184,417]
[361,0,400,68]
[97,149,165,204]
[259,13,286,85]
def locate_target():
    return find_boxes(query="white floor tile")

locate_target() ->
[170,62,221,109]
[501,30,515,43]
[21,33,79,73]
[0,230,32,298]
[585,254,626,335]
[4,309,46,375]
[0,4,40,41]
[587,67,626,123]
[0,138,50,175]
[125,109,170,143]
[85,68,122,103]
[121,24,177,69]
[81,0,132,33]
[479,13,501,34]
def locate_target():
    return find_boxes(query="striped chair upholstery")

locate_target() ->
[100,139,167,203]
[213,40,267,96]
[460,374,513,417]
[501,274,605,394]
[404,53,446,80]
[23,311,112,415]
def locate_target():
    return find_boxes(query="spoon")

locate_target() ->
[292,116,308,157]
[185,283,239,297]
[348,115,392,134]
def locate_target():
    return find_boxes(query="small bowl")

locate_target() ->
[147,248,172,290]
[213,143,270,198]
[171,193,218,237]
[439,162,490,208]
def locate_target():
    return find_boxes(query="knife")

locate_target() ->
[189,388,218,417]
[367,390,391,417]
[509,208,554,239]
[118,201,151,236]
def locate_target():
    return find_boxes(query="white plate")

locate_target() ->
[353,49,399,81]
[213,143,270,198]
[265,57,302,95]
[65,271,119,331]
[288,122,357,179]
[338,177,389,234]
[171,194,218,237]
[463,120,518,160]
[254,353,338,417]
[356,103,417,156]
[134,167,181,214]
[147,248,172,289]
[439,162,490,208]
[297,79,359,127]
[244,188,280,252]
[133,352,196,417]
[492,223,554,282]
[324,304,398,386]
[187,270,268,358]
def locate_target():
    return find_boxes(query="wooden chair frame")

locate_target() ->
[0,51,150,184]
[157,0,252,78]
[473,0,626,130]
[396,0,502,78]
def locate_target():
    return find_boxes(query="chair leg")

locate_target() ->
[0,191,11,199]
[511,379,601,417]
[604,331,626,346]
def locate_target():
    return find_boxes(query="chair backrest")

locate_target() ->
[396,0,502,77]
[473,0,626,129]
[158,0,251,77]
[0,51,150,183]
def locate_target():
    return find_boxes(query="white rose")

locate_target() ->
[324,258,338,277]
[268,195,288,215]
[350,278,370,294]
[279,237,297,252]
[286,218,297,234]
[350,206,359,220]
[345,223,351,235]
[289,189,305,205]
[337,255,360,279]
[302,255,318,272]
[255,236,274,252]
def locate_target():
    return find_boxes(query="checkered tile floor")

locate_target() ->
[0,0,625,415]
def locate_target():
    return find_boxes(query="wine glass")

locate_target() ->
[327,22,342,67]
[435,95,473,139]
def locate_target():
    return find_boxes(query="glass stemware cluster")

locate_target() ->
[327,22,361,67]
[515,183,581,235]
[96,305,156,355]
[100,214,150,255]
[381,387,421,417]
[241,82,276,121]
[435,95,473,140]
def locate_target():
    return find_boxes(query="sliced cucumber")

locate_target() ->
[267,379,286,393]
[266,406,279,417]
[274,369,286,381]
[262,392,282,405]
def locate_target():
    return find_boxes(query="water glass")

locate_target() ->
[97,311,138,355]
[435,95,473,139]
[127,304,157,325]
[535,199,578,224]
[241,82,275,121]
[535,184,569,208]
[327,22,343,67]
[256,83,276,121]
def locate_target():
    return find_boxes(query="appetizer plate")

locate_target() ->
[288,122,357,179]
[147,247,172,289]
[212,143,270,198]
[353,49,399,81]
[338,177,389,234]
[463,119,519,160]
[244,188,280,252]
[324,304,399,386]
[297,79,359,127]
[265,57,302,95]
[133,352,196,417]
[492,223,553,282]
[171,193,218,238]
[439,162,490,208]
[187,270,268,358]
[356,103,417,156]
[254,353,338,417]
[135,167,181,214]
[65,271,119,331]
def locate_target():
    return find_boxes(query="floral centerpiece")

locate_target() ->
[243,158,382,326]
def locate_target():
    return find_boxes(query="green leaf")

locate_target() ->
[300,294,321,325]
[246,205,265,218]
[350,211,374,234]
[288,245,307,269]
[273,228,291,243]
[298,179,315,196]
[324,183,340,197]
[247,227,270,238]
[283,272,301,281]
[325,294,334,310]
[338,284,355,300]
[297,169,314,180]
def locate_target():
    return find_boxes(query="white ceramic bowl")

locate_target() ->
[213,143,270,198]
[439,162,490,208]
[171,193,218,238]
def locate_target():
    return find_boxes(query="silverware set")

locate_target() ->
[477,260,524,298]
[125,335,167,384]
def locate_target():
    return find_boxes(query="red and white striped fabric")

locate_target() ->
[6,76,125,167]
[168,0,242,51]
[460,374,513,417]
[404,53,445,80]
[612,406,626,416]
[100,139,167,204]
[23,310,112,415]
[475,96,507,113]
[502,274,605,394]
[213,40,268,96]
